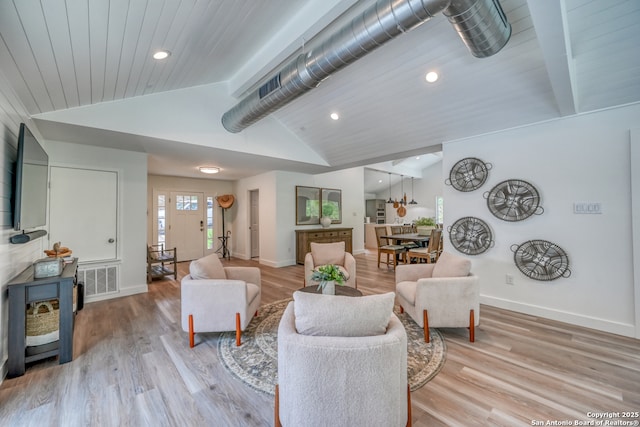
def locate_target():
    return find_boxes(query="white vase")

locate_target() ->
[320,216,331,228]
[322,280,335,295]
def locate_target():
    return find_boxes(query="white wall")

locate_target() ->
[45,141,148,299]
[443,103,640,338]
[0,72,52,380]
[313,167,366,254]
[234,168,366,267]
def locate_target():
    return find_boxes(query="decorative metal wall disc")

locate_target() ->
[484,179,544,221]
[448,216,494,255]
[511,240,571,281]
[445,157,492,192]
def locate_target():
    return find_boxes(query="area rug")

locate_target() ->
[218,299,446,396]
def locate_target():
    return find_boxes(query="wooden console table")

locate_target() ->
[295,228,353,265]
[7,258,78,377]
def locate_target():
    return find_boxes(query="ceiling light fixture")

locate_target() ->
[409,177,418,204]
[386,173,394,204]
[399,175,406,205]
[330,112,339,120]
[153,50,171,60]
[425,71,439,83]
[199,166,220,174]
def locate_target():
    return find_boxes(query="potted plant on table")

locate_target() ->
[413,217,437,236]
[310,264,345,295]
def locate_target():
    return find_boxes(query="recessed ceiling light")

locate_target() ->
[199,166,220,174]
[330,112,339,120]
[153,50,171,60]
[415,156,421,160]
[425,71,438,83]
[378,179,383,183]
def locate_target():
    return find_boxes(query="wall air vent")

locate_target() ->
[259,74,281,99]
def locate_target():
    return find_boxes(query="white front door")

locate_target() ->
[49,167,118,261]
[170,192,204,261]
[250,189,259,258]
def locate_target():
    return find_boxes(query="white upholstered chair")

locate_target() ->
[181,254,261,347]
[395,251,479,343]
[275,291,411,427]
[304,241,357,288]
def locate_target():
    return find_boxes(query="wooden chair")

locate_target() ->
[390,225,403,234]
[408,229,442,264]
[402,225,416,233]
[375,226,407,270]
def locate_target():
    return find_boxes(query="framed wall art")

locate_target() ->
[321,188,342,224]
[296,186,320,225]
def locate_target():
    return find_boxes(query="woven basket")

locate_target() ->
[26,300,60,347]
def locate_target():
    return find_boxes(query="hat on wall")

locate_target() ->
[217,194,235,209]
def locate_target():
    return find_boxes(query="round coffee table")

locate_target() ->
[297,285,362,297]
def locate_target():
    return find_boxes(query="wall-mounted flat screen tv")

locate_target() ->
[13,123,49,231]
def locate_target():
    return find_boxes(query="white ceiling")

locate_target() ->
[1,0,639,193]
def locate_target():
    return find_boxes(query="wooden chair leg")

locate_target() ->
[423,309,430,343]
[469,309,475,342]
[407,384,412,427]
[274,384,282,427]
[188,314,195,348]
[235,313,241,346]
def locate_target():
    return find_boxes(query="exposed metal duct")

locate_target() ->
[221,0,511,133]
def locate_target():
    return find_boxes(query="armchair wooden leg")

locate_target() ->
[274,384,282,427]
[188,314,195,348]
[423,309,430,343]
[407,384,412,427]
[235,313,242,346]
[399,305,404,314]
[469,309,475,342]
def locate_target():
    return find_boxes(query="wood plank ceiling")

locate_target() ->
[0,0,639,184]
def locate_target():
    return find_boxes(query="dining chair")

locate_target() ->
[408,229,442,263]
[399,225,419,250]
[375,226,407,270]
[390,225,403,234]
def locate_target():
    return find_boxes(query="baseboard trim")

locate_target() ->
[480,295,636,338]
[85,284,148,304]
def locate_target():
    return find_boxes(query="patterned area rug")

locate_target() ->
[218,299,446,396]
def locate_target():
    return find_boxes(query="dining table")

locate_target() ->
[381,232,430,247]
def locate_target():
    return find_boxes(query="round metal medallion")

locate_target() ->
[445,158,492,192]
[448,216,494,255]
[511,240,571,281]
[484,179,544,221]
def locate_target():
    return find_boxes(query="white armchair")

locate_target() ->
[395,251,479,343]
[275,291,411,427]
[181,254,261,347]
[304,241,357,288]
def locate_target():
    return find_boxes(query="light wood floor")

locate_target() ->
[1,252,639,426]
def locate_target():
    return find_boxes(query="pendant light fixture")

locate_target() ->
[386,173,394,204]
[399,175,406,205]
[409,177,418,204]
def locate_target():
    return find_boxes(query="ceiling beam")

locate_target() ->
[527,0,577,116]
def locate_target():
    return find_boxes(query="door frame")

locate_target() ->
[250,189,259,258]
[48,164,121,261]
[151,188,217,259]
